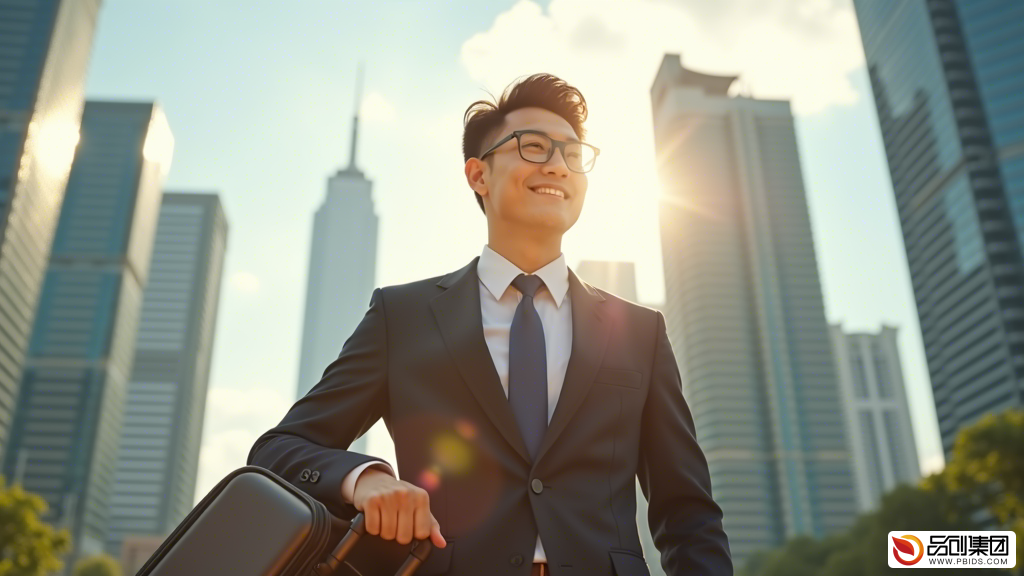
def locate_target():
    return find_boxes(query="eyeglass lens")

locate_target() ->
[518,133,596,172]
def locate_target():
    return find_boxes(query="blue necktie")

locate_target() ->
[508,273,548,461]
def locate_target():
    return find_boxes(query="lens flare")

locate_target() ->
[432,432,473,475]
[417,466,441,492]
[455,419,477,439]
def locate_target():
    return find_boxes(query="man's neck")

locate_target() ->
[487,231,562,274]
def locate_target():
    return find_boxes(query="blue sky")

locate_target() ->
[83,0,942,500]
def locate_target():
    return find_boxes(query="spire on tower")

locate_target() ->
[346,62,364,172]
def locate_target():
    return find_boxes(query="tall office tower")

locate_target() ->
[650,54,857,564]
[1,101,172,560]
[575,260,638,302]
[851,1,1024,456]
[0,0,102,456]
[295,70,378,456]
[106,193,227,556]
[575,260,663,576]
[829,324,920,512]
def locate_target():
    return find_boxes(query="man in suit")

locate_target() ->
[248,73,732,575]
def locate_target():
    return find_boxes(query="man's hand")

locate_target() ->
[351,467,447,549]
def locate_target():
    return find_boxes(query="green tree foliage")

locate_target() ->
[942,410,1024,539]
[740,409,1024,575]
[72,554,122,576]
[0,475,71,576]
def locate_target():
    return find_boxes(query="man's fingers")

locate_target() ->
[430,519,447,549]
[379,495,398,540]
[412,505,433,542]
[355,480,443,547]
[362,501,380,536]
[396,498,415,545]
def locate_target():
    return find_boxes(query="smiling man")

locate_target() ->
[248,73,732,576]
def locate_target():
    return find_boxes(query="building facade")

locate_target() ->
[851,0,1024,456]
[1,101,172,559]
[0,0,102,456]
[651,54,858,564]
[106,193,227,556]
[829,324,920,512]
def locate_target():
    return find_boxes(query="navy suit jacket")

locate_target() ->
[248,257,732,575]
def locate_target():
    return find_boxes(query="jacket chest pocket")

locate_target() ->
[594,368,642,389]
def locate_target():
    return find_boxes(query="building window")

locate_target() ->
[851,350,869,399]
[874,343,892,398]
[942,173,985,276]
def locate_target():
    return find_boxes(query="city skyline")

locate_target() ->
[78,0,944,503]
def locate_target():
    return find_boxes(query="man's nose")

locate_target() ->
[542,148,570,176]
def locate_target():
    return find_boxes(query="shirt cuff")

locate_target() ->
[340,461,396,503]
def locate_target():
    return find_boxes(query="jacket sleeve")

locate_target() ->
[247,287,392,519]
[637,311,733,575]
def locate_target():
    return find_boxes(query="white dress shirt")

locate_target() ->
[342,244,573,564]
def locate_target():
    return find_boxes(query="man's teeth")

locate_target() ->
[533,187,564,198]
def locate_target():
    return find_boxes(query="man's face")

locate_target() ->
[466,107,588,236]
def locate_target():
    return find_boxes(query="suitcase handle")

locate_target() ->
[313,512,433,576]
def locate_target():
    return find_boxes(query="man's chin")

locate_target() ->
[523,215,572,234]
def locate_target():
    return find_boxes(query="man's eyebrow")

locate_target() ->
[531,129,580,143]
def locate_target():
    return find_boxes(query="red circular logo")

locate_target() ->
[892,534,924,565]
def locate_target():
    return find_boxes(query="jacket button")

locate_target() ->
[531,479,543,494]
[510,554,523,566]
[300,469,311,481]
[310,471,320,483]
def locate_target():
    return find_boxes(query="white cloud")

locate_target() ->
[195,386,292,504]
[228,271,261,294]
[360,91,398,124]
[460,0,864,116]
[196,428,259,501]
[203,386,290,428]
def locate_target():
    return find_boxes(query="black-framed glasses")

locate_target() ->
[479,130,600,173]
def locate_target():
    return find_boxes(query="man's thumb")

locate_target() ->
[430,521,447,548]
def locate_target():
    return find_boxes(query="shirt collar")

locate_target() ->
[478,244,569,308]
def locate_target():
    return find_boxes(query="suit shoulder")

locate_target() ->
[590,286,662,323]
[377,272,450,300]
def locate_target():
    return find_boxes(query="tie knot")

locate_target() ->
[512,274,544,298]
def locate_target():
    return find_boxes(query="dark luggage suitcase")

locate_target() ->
[136,466,434,576]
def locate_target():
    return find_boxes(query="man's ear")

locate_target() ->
[465,158,489,199]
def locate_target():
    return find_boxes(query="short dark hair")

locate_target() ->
[463,73,588,215]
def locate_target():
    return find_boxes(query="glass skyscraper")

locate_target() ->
[106,192,227,556]
[651,54,858,566]
[2,101,173,560]
[0,0,102,457]
[852,0,1024,455]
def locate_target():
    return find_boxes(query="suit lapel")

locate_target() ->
[430,257,532,464]
[534,268,609,465]
[429,258,610,468]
